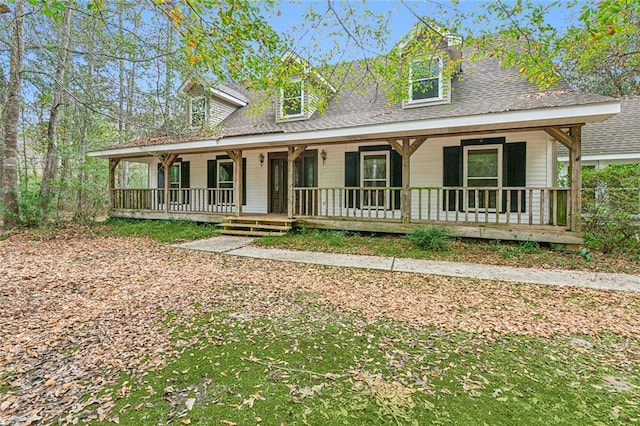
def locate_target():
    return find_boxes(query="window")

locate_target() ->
[361,152,389,208]
[410,58,441,102]
[464,146,502,210]
[169,164,181,188]
[281,79,304,117]
[190,96,206,127]
[218,160,234,189]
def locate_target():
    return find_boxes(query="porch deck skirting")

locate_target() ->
[110,186,580,244]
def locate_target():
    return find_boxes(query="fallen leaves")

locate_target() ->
[1,228,639,424]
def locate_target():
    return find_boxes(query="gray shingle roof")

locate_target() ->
[113,54,615,150]
[578,96,640,157]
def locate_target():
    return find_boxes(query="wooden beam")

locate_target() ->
[287,146,307,218]
[160,154,178,213]
[231,149,243,216]
[108,158,120,210]
[569,126,582,232]
[544,127,573,149]
[225,149,239,162]
[400,139,412,224]
[386,138,403,153]
[409,137,427,156]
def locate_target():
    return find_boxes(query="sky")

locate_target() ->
[266,0,584,57]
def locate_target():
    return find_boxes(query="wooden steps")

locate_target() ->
[220,216,294,237]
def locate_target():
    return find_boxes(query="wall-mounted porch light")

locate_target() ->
[320,149,327,165]
[259,153,265,167]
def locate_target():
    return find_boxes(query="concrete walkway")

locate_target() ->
[174,236,640,292]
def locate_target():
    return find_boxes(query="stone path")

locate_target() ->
[175,236,640,292]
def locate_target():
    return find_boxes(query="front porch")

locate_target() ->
[110,185,581,244]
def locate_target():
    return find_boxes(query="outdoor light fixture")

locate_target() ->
[320,149,327,164]
[258,153,265,166]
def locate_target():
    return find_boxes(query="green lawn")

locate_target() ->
[101,304,639,425]
[256,229,640,274]
[94,218,220,243]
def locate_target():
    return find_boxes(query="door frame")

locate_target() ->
[268,152,288,214]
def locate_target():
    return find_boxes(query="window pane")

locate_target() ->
[191,97,205,126]
[219,162,233,183]
[170,164,180,186]
[413,59,439,79]
[467,149,498,178]
[412,78,439,100]
[363,155,387,180]
[282,81,303,115]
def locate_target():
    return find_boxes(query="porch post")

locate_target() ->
[287,146,307,219]
[235,149,243,217]
[108,158,120,210]
[388,137,426,224]
[162,154,178,213]
[570,126,582,232]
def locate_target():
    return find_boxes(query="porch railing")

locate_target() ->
[294,186,571,227]
[112,186,572,228]
[111,188,235,214]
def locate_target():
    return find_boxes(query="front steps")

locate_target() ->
[220,216,294,237]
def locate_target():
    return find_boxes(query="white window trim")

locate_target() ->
[217,159,234,205]
[463,144,503,212]
[190,96,207,127]
[360,150,390,209]
[280,78,305,119]
[407,58,443,103]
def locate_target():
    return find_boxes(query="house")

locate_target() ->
[89,28,620,245]
[558,96,640,169]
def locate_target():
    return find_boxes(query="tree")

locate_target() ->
[2,0,24,229]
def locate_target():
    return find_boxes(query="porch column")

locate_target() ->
[569,126,582,232]
[161,154,178,213]
[226,149,243,216]
[544,126,582,232]
[287,146,307,219]
[108,158,120,210]
[387,137,426,224]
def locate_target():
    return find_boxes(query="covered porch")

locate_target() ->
[105,124,585,245]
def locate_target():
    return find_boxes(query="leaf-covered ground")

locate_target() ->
[1,229,639,424]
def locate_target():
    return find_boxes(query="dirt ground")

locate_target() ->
[1,230,640,424]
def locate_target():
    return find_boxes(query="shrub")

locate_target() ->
[582,164,640,253]
[405,226,453,251]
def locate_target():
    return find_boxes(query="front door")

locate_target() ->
[268,150,318,214]
[269,155,288,214]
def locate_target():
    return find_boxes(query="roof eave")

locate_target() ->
[89,100,620,159]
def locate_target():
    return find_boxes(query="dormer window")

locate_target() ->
[190,96,206,127]
[410,58,442,102]
[280,79,304,118]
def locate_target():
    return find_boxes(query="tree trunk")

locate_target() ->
[39,8,73,217]
[0,55,7,195]
[2,0,24,229]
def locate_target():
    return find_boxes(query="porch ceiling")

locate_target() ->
[89,101,619,159]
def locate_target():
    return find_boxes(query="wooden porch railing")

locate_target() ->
[111,188,235,214]
[294,186,571,228]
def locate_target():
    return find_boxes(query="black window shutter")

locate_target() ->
[157,163,164,188]
[242,158,247,206]
[207,159,217,205]
[442,146,462,211]
[180,161,190,188]
[391,150,402,209]
[344,151,360,208]
[502,142,526,213]
[180,161,190,204]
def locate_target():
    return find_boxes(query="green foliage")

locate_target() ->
[103,309,640,425]
[97,218,219,243]
[405,226,453,251]
[582,164,640,253]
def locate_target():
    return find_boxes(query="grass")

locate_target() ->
[94,218,220,243]
[256,229,640,274]
[97,304,640,425]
